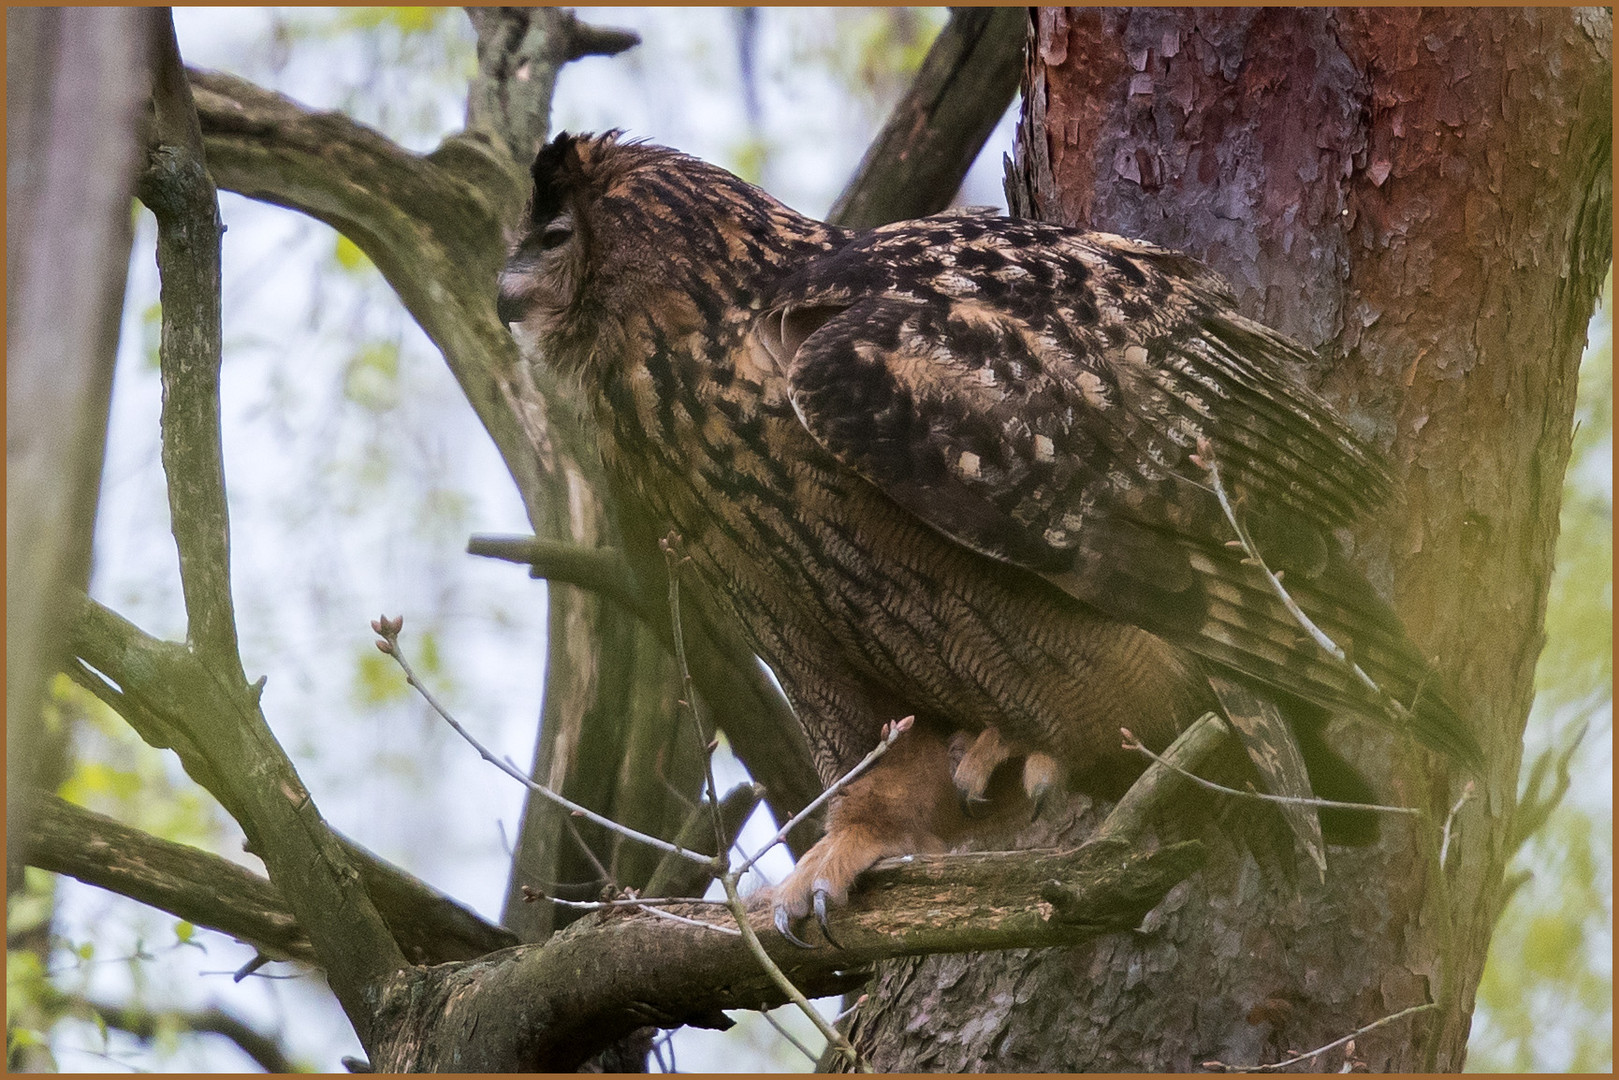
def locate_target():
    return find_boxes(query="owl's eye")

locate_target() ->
[538,224,573,251]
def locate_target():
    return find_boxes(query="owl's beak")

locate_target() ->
[495,275,528,326]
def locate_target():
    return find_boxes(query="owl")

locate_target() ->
[496,132,1478,945]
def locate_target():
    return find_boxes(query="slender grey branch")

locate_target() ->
[59,992,298,1074]
[468,530,822,849]
[1204,1002,1438,1073]
[829,7,1027,229]
[1119,725,1422,818]
[373,617,710,866]
[139,10,241,684]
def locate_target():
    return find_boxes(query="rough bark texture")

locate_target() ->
[848,8,1611,1072]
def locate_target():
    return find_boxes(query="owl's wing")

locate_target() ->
[758,219,1478,768]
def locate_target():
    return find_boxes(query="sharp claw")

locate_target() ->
[813,888,844,950]
[1028,783,1050,823]
[958,789,991,819]
[775,905,816,949]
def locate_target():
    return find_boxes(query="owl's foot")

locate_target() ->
[766,825,910,948]
[761,724,965,948]
[952,728,1063,821]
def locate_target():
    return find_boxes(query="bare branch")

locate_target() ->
[467,531,822,852]
[829,7,1027,228]
[66,593,407,1043]
[1202,1002,1438,1073]
[28,793,316,965]
[1119,726,1422,819]
[372,616,711,866]
[139,10,241,683]
[371,833,1201,1071]
[467,534,645,615]
[51,991,297,1074]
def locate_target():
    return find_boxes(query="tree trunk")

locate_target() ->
[848,9,1610,1071]
[5,6,149,876]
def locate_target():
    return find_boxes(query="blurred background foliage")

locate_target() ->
[6,9,1609,1073]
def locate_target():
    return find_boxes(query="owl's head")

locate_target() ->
[497,131,632,338]
[498,131,817,356]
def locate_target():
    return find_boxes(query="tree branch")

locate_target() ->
[65,588,405,1045]
[132,15,405,1046]
[59,600,517,967]
[138,9,241,683]
[28,793,316,965]
[828,7,1027,229]
[50,990,298,1075]
[370,835,1205,1072]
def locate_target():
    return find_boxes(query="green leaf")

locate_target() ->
[333,233,373,274]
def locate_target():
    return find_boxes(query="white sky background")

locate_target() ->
[42,6,1606,1073]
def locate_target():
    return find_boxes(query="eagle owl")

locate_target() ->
[497,132,1479,943]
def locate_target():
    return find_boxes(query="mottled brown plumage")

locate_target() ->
[497,132,1479,935]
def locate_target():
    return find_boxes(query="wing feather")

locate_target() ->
[759,215,1478,768]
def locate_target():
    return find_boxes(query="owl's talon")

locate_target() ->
[959,790,993,819]
[813,888,843,949]
[1023,752,1062,822]
[775,905,816,949]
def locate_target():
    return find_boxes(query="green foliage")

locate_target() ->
[352,627,441,709]
[1468,272,1612,1073]
[342,341,401,412]
[332,233,375,276]
[56,681,223,851]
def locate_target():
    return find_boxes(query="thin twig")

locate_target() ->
[1438,780,1476,871]
[734,715,915,879]
[529,889,730,912]
[760,1005,822,1066]
[661,534,728,863]
[639,905,742,937]
[372,616,710,866]
[657,537,868,1072]
[716,872,869,1071]
[833,994,870,1026]
[1195,445,1411,724]
[1120,728,1422,818]
[1203,1001,1437,1072]
[563,813,615,888]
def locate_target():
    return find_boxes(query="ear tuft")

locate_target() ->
[530,131,582,225]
